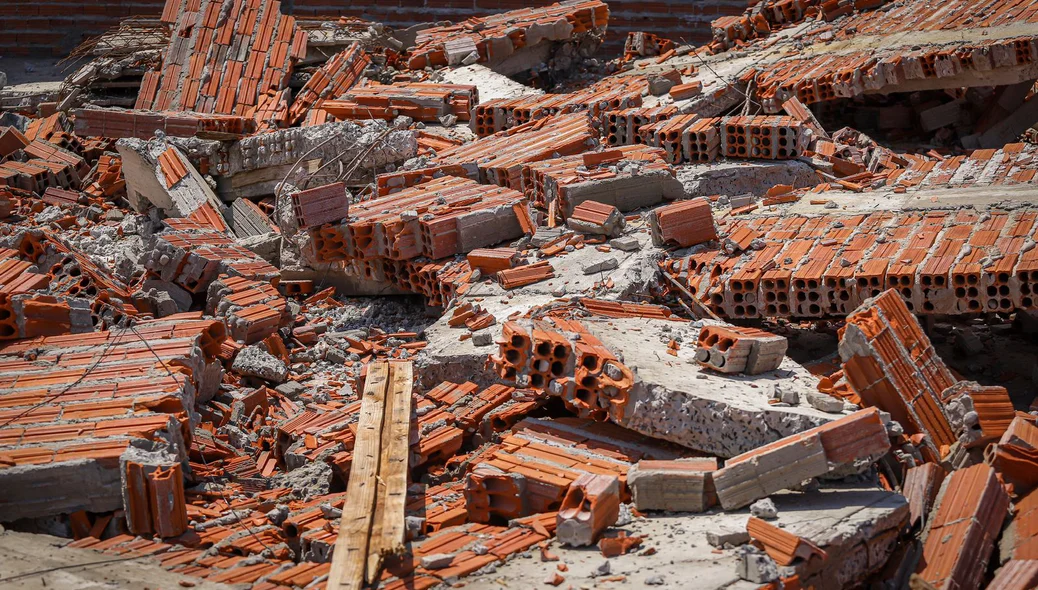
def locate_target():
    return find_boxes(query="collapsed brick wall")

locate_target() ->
[3,0,745,57]
[288,0,746,49]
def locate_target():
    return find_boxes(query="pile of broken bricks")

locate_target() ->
[0,0,1037,589]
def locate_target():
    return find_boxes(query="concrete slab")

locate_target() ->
[436,64,544,103]
[677,159,817,199]
[584,317,836,458]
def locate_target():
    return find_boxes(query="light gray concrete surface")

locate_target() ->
[460,485,907,590]
[0,529,239,590]
[585,317,837,458]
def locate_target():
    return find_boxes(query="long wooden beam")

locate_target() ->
[327,361,413,590]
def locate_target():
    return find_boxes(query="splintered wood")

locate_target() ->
[327,361,413,590]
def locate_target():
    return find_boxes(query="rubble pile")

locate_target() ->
[1,0,1038,589]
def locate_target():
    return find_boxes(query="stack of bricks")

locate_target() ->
[74,109,257,141]
[0,317,227,523]
[206,275,291,344]
[839,289,1013,462]
[287,42,370,125]
[137,0,307,117]
[601,106,677,147]
[377,113,599,194]
[472,77,646,136]
[122,461,189,538]
[83,155,126,200]
[491,318,634,422]
[405,0,610,70]
[339,258,476,307]
[662,208,1038,320]
[710,0,838,52]
[463,416,680,523]
[639,114,701,164]
[892,143,1038,190]
[0,138,90,195]
[623,32,675,60]
[682,118,722,162]
[753,38,1038,112]
[141,227,280,295]
[636,116,723,164]
[422,381,545,439]
[720,116,808,160]
[308,175,533,264]
[324,82,478,123]
[23,140,90,188]
[520,145,677,214]
[694,324,787,375]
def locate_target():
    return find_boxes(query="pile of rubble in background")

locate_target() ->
[0,0,1037,589]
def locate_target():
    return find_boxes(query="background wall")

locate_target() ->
[2,0,743,58]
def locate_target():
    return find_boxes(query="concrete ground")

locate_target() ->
[462,484,907,590]
[0,529,236,590]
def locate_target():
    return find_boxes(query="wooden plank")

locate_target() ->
[327,362,390,590]
[366,361,414,581]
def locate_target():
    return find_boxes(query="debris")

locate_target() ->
[2,2,1037,589]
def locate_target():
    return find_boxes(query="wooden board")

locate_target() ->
[367,361,413,580]
[326,361,413,590]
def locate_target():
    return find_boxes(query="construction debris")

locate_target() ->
[0,0,1037,589]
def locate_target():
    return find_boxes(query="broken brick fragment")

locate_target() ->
[557,473,620,547]
[649,197,717,248]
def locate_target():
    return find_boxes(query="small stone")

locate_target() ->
[421,553,455,570]
[806,391,844,413]
[749,498,778,520]
[231,346,289,383]
[592,560,612,577]
[645,574,665,586]
[779,388,799,405]
[325,348,347,364]
[706,528,749,548]
[608,236,640,252]
[472,330,494,347]
[583,257,619,275]
[544,573,565,586]
[275,381,306,399]
[615,503,633,526]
